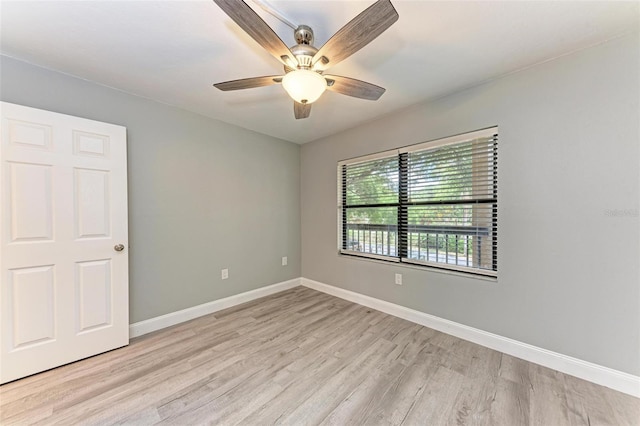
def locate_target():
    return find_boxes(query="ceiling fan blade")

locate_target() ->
[312,0,398,71]
[214,75,283,91]
[324,75,385,100]
[213,0,297,67]
[294,102,311,119]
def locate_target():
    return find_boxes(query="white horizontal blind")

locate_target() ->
[401,132,498,274]
[339,128,498,276]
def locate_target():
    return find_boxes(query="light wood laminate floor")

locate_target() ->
[1,286,638,425]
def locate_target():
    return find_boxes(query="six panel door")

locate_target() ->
[0,102,129,383]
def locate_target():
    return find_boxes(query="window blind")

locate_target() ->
[338,128,498,276]
[340,153,399,259]
[401,133,498,274]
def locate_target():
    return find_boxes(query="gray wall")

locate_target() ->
[301,34,640,376]
[1,55,301,323]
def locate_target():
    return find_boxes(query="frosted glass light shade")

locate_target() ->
[282,70,327,104]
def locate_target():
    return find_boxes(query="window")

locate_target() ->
[338,127,498,277]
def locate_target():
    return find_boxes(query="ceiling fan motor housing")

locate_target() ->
[290,44,318,69]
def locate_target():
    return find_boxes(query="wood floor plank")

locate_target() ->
[604,389,640,426]
[1,286,637,425]
[279,338,399,425]
[319,360,408,426]
[239,325,398,423]
[528,363,573,425]
[360,344,442,425]
[401,365,468,425]
[484,376,530,426]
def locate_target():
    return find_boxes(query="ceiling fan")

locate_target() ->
[212,0,399,119]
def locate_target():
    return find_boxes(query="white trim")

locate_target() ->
[339,252,498,282]
[401,258,497,278]
[301,278,640,398]
[127,276,639,397]
[129,278,301,338]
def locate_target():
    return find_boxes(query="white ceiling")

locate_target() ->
[1,1,638,144]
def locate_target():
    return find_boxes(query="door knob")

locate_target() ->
[114,244,125,252]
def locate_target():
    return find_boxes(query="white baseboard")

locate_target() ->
[301,278,640,398]
[129,278,301,338]
[127,276,639,397]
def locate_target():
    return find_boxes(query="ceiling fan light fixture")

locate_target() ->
[282,70,327,104]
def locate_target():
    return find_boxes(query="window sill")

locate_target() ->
[338,251,498,283]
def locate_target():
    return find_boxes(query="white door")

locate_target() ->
[0,102,129,384]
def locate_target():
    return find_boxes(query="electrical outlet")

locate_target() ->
[395,273,402,285]
[221,268,229,280]
[282,256,288,266]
